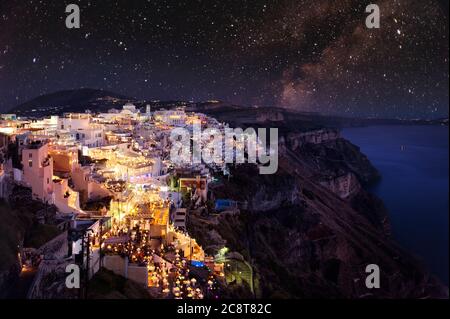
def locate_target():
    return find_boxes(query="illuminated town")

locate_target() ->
[0,104,241,299]
[0,0,448,305]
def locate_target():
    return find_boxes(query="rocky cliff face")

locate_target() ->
[188,130,448,299]
[0,184,62,297]
[279,129,379,186]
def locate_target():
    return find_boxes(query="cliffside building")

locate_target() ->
[21,141,53,202]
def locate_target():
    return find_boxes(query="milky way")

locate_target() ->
[0,0,448,118]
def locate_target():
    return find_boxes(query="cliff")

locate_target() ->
[0,184,62,297]
[279,129,379,186]
[188,130,447,298]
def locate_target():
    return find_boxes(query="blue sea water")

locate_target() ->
[342,125,449,285]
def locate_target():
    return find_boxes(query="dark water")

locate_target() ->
[342,125,449,285]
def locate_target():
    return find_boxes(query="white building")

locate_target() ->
[58,113,105,148]
[154,109,186,126]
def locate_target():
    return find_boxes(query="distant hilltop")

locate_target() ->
[9,88,133,117]
[8,88,202,117]
[7,88,448,127]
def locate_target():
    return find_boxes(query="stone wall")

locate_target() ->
[38,231,68,259]
[127,266,148,287]
[103,255,128,277]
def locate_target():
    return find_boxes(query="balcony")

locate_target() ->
[42,156,51,167]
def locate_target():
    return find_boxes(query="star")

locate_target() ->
[0,0,446,119]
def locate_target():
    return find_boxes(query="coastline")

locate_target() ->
[342,124,449,285]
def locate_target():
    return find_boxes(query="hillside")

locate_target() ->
[188,134,448,298]
[8,89,448,127]
[9,89,132,117]
[9,89,193,118]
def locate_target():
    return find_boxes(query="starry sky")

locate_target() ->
[0,0,448,118]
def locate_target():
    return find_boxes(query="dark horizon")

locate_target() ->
[8,86,449,121]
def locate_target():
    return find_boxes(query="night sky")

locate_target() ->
[0,0,448,118]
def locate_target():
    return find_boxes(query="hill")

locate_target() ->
[9,89,132,117]
[8,89,448,128]
[9,89,197,118]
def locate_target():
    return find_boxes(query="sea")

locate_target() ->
[342,125,449,285]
